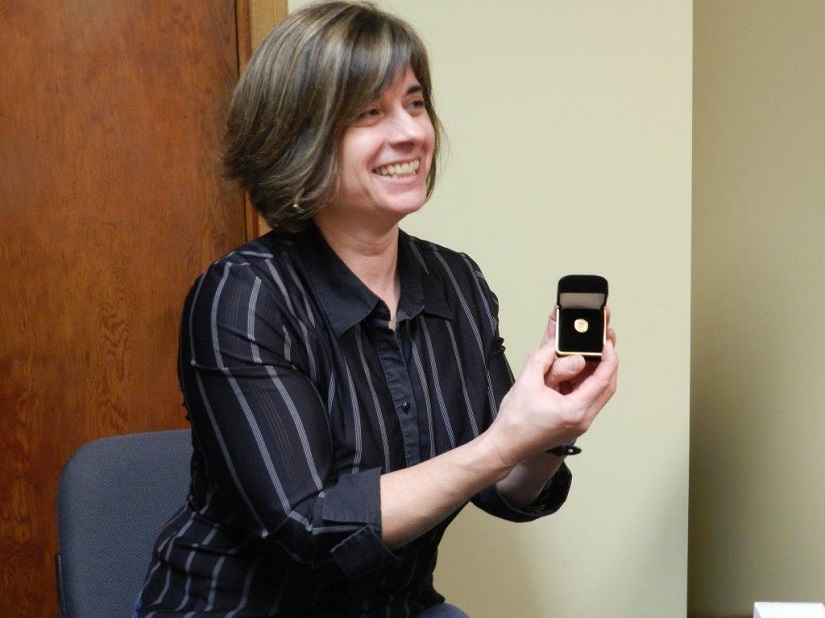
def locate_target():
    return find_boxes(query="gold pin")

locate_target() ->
[574,318,589,333]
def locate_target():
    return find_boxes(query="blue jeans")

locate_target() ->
[418,602,470,617]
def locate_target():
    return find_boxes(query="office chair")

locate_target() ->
[56,429,191,618]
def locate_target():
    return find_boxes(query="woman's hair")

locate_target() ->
[224,1,443,231]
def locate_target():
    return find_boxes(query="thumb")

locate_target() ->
[546,353,586,388]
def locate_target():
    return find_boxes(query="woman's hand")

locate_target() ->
[545,306,616,393]
[488,308,618,470]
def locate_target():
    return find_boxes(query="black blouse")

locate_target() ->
[137,223,571,617]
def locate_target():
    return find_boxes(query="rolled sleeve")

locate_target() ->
[474,465,573,523]
[321,468,400,578]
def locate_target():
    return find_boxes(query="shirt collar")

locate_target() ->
[291,223,451,338]
[397,229,451,324]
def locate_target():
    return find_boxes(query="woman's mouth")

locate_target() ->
[374,159,420,179]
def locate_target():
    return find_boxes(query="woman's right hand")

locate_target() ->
[487,312,619,470]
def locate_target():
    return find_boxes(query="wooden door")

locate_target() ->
[0,1,283,615]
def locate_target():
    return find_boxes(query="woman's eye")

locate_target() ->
[408,98,427,113]
[356,107,380,122]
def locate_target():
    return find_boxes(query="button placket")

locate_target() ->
[372,322,420,467]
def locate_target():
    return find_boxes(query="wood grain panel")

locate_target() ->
[240,0,288,237]
[0,1,246,615]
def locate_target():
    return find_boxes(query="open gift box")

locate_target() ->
[555,274,608,360]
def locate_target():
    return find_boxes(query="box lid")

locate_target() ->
[557,274,608,309]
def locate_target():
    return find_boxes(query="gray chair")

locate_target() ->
[56,430,191,618]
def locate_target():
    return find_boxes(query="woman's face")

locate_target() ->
[328,66,435,232]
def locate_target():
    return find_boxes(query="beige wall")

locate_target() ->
[691,1,825,615]
[289,1,693,616]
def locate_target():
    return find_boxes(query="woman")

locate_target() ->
[136,2,618,616]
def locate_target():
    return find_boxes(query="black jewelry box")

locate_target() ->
[555,275,608,360]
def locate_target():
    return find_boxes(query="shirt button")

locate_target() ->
[400,401,410,412]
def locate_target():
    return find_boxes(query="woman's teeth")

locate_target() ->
[375,159,420,179]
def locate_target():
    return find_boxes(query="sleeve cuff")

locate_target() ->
[475,464,573,523]
[322,468,400,578]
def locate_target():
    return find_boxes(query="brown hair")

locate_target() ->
[223,1,442,231]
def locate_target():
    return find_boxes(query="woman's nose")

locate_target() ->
[387,110,426,144]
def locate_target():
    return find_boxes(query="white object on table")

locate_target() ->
[754,602,825,618]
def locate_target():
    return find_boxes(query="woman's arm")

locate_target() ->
[378,324,618,548]
[182,261,397,582]
[493,313,617,508]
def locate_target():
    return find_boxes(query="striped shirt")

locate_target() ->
[137,223,571,617]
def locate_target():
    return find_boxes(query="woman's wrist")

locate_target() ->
[470,428,519,484]
[495,451,565,508]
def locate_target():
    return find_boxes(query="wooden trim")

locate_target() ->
[234,0,253,68]
[235,0,287,239]
[250,0,288,48]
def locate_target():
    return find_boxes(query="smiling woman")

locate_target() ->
[133,2,618,617]
[318,67,435,245]
[223,1,442,233]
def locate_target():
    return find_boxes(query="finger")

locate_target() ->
[540,308,559,347]
[566,339,618,410]
[590,340,619,408]
[603,306,616,347]
[519,339,558,383]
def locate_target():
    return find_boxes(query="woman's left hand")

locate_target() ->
[542,306,616,394]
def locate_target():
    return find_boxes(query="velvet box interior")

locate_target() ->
[555,274,609,359]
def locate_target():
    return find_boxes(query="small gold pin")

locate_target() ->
[574,318,589,333]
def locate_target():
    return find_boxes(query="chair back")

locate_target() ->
[56,429,191,618]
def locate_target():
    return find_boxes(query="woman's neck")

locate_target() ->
[313,215,401,326]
